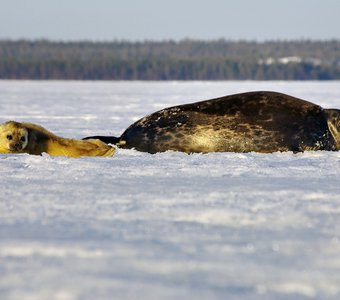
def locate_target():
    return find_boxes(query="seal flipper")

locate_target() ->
[324,109,340,150]
[83,135,121,145]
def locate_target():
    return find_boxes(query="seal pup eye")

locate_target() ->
[20,136,26,142]
[6,135,12,140]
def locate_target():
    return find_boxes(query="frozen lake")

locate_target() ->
[1,80,340,300]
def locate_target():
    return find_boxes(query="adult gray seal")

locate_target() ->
[84,91,340,153]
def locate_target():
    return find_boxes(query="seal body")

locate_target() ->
[0,121,115,158]
[85,91,340,153]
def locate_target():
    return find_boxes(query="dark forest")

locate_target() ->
[0,39,339,80]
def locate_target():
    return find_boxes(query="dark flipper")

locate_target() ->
[83,135,121,145]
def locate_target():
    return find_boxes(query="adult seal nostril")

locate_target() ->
[84,91,340,154]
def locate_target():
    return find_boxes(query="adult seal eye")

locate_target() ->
[21,136,26,142]
[6,135,12,140]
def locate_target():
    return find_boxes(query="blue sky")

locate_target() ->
[0,0,339,41]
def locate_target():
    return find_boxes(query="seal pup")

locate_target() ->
[0,121,115,158]
[84,91,340,153]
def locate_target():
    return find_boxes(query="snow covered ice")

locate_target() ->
[1,80,340,300]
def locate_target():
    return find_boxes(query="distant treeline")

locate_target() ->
[0,39,339,80]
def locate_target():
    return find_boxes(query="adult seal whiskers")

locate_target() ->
[84,91,340,153]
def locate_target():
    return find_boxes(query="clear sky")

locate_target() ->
[0,0,339,41]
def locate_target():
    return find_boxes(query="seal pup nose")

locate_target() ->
[10,143,22,151]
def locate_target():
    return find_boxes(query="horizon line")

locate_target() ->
[1,37,339,44]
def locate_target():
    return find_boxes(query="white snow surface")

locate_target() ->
[1,80,340,300]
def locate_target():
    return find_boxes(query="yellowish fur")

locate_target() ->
[327,120,340,150]
[0,121,115,158]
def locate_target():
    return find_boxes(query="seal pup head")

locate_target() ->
[0,121,29,153]
[324,109,340,150]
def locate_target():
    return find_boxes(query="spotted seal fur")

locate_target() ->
[84,91,340,153]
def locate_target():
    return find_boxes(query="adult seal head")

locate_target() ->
[84,91,340,153]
